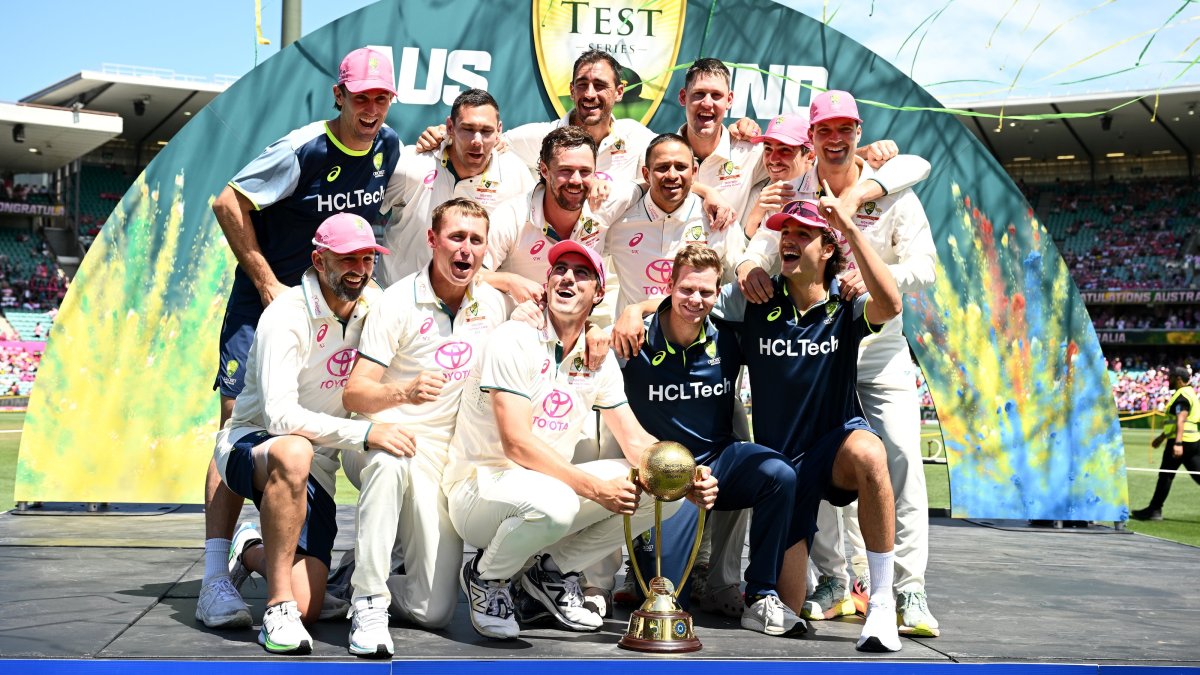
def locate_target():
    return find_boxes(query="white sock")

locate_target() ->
[866,549,895,609]
[203,538,232,585]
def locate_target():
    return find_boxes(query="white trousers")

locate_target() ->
[341,444,460,628]
[809,337,929,592]
[448,458,671,582]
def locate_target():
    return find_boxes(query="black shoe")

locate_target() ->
[1130,507,1162,521]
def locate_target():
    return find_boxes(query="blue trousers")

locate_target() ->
[634,441,796,605]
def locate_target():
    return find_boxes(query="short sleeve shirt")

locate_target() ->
[504,115,658,183]
[376,146,534,286]
[715,278,877,458]
[444,317,627,486]
[226,121,401,315]
[356,267,509,453]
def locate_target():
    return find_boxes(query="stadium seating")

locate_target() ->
[4,311,54,341]
[77,165,135,239]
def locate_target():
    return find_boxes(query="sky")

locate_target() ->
[1,0,1197,104]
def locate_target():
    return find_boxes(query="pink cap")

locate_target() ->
[547,240,605,283]
[338,47,397,96]
[764,200,830,232]
[751,114,811,149]
[809,90,862,126]
[313,213,390,255]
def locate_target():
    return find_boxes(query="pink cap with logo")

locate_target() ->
[313,213,391,255]
[809,90,862,126]
[338,47,397,96]
[764,199,830,232]
[750,113,812,149]
[547,240,606,282]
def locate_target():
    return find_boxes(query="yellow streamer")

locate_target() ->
[255,0,271,45]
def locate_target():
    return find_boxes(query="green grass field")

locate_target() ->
[1,413,1196,546]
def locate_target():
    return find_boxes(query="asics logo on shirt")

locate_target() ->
[530,240,546,255]
[629,233,644,247]
[327,166,342,182]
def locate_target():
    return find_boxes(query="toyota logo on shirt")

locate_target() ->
[326,348,357,377]
[645,259,673,284]
[434,341,473,370]
[542,389,574,418]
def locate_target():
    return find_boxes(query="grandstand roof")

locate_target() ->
[18,65,231,162]
[0,103,122,173]
[958,85,1199,170]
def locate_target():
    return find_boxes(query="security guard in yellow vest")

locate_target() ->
[1132,366,1200,521]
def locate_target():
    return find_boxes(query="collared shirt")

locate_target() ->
[357,266,509,456]
[487,181,642,279]
[605,191,745,313]
[715,278,876,459]
[225,267,380,494]
[226,120,401,314]
[443,316,627,487]
[678,124,767,218]
[504,114,658,182]
[739,156,935,349]
[377,144,534,286]
[617,299,743,462]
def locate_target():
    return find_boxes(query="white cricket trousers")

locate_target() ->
[447,458,673,582]
[341,443,460,628]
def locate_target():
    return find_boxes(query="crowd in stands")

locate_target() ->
[1,175,54,205]
[1030,177,1199,291]
[0,246,68,312]
[0,344,43,397]
[1107,353,1200,413]
[1091,305,1200,331]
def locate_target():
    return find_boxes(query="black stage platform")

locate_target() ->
[0,506,1196,672]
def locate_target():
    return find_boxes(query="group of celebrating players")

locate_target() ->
[191,44,940,658]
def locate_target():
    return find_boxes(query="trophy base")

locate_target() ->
[618,609,702,653]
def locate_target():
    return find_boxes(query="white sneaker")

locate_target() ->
[857,603,902,652]
[228,522,262,590]
[195,576,251,629]
[460,553,519,640]
[740,593,805,636]
[897,590,941,637]
[348,595,393,657]
[258,600,313,654]
[521,554,603,631]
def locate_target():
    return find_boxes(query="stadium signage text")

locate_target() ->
[0,201,64,217]
[1096,330,1200,345]
[1081,290,1200,305]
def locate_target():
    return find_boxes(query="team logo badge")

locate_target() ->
[705,341,717,359]
[573,355,586,371]
[862,201,876,215]
[467,300,480,317]
[373,153,383,170]
[720,161,736,176]
[326,166,341,182]
[532,0,687,126]
[226,359,239,377]
[824,301,839,324]
[687,225,704,241]
[580,217,599,235]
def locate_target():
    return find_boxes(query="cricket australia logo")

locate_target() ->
[824,301,840,324]
[532,0,687,125]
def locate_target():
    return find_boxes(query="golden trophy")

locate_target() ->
[618,441,706,653]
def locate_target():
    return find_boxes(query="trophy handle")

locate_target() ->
[623,467,650,597]
[674,466,708,598]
